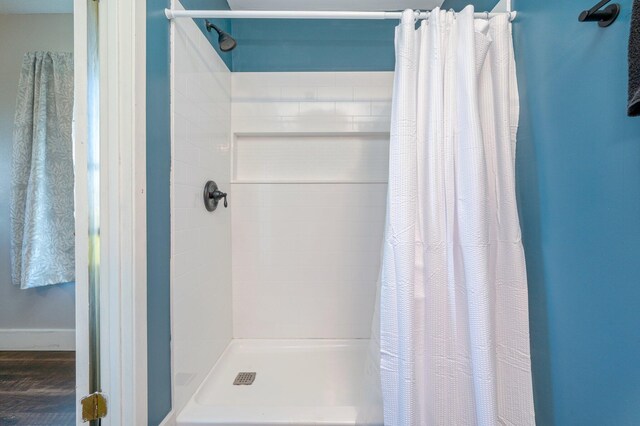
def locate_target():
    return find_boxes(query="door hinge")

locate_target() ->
[81,392,108,422]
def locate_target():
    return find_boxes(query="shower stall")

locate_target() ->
[167,0,531,424]
[169,3,389,424]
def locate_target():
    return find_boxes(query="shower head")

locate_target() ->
[205,20,237,52]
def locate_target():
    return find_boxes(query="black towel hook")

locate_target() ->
[579,0,620,27]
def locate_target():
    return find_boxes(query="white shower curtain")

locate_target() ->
[380,7,535,425]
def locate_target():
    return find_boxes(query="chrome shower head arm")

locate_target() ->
[205,19,222,35]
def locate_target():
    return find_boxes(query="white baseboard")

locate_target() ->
[159,410,176,426]
[0,329,75,350]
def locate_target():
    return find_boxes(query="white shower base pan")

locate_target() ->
[176,339,382,426]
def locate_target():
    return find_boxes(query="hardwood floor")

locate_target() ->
[0,351,75,425]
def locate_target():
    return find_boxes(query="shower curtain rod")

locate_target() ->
[164,9,517,21]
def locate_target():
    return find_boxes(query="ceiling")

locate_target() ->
[0,0,72,14]
[227,0,444,11]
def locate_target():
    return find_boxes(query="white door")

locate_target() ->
[74,0,148,424]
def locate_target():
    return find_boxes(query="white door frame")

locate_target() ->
[73,0,90,422]
[74,0,148,424]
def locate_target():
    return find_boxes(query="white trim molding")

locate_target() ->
[74,0,148,424]
[73,0,90,424]
[99,0,148,423]
[0,329,75,351]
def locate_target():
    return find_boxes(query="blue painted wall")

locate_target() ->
[191,0,495,72]
[146,0,172,424]
[181,0,233,69]
[230,19,397,71]
[513,0,640,424]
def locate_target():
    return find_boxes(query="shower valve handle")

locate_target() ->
[203,180,228,212]
[211,190,228,208]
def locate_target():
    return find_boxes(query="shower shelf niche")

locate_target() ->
[231,132,390,184]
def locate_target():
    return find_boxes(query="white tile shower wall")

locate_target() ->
[232,183,387,338]
[232,72,393,134]
[171,2,232,413]
[231,72,393,338]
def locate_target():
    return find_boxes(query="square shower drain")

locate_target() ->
[233,372,256,385]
